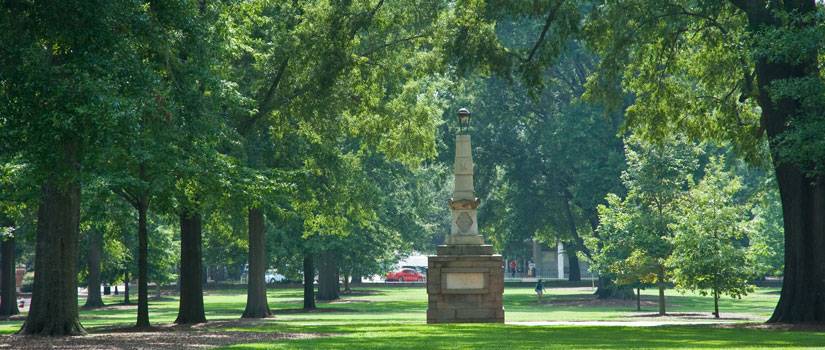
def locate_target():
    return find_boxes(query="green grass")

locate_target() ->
[220,323,825,349]
[1,286,822,349]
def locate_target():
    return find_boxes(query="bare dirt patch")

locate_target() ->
[719,323,825,332]
[0,321,325,350]
[339,290,384,297]
[542,296,658,308]
[274,307,357,314]
[631,312,758,321]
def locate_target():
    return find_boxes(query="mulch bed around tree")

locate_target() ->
[630,312,757,321]
[719,322,825,332]
[542,296,660,308]
[0,320,326,350]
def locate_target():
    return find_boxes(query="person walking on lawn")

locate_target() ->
[535,279,545,303]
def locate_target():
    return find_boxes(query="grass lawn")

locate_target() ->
[1,285,823,349]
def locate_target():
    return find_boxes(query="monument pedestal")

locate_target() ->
[427,111,503,324]
[426,246,504,324]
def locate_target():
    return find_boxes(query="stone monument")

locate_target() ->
[427,108,504,324]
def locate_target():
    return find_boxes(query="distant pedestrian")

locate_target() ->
[509,260,517,278]
[535,279,545,303]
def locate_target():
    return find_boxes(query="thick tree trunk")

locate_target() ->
[317,251,339,301]
[0,236,19,316]
[303,254,316,310]
[736,0,825,324]
[351,275,362,284]
[769,167,825,323]
[84,229,104,308]
[342,273,351,293]
[242,207,270,318]
[20,173,86,335]
[175,210,206,324]
[124,272,130,304]
[567,248,581,282]
[136,202,150,328]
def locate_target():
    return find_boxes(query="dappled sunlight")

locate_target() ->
[2,286,818,349]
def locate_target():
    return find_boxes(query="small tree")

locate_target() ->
[668,157,754,318]
[593,137,700,315]
[745,179,784,278]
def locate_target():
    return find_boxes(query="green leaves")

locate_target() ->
[592,137,701,287]
[584,0,764,161]
[667,156,755,299]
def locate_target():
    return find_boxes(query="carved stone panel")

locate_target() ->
[456,212,473,233]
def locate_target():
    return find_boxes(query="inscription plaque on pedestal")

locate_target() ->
[445,272,484,290]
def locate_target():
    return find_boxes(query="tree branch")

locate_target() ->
[525,0,565,63]
[359,33,429,57]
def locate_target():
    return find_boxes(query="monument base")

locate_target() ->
[426,249,504,324]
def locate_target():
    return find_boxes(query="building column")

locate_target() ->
[557,241,565,280]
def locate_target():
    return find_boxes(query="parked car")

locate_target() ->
[402,265,428,275]
[265,271,287,284]
[386,268,425,282]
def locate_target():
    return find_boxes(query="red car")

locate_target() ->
[386,268,425,282]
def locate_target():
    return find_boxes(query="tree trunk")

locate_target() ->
[0,235,19,316]
[317,250,339,301]
[84,229,104,308]
[303,253,316,310]
[713,288,720,319]
[567,248,581,282]
[636,287,641,312]
[351,275,362,284]
[124,272,130,304]
[175,210,206,324]
[342,273,351,293]
[136,201,150,328]
[769,166,825,323]
[20,171,86,335]
[242,207,270,318]
[737,0,825,324]
[657,268,666,316]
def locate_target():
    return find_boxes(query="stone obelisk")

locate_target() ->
[426,108,504,324]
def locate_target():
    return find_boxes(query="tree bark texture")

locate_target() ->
[242,207,270,318]
[20,172,86,335]
[0,236,19,316]
[736,0,825,324]
[175,210,206,324]
[136,202,150,328]
[317,250,339,301]
[303,254,316,310]
[83,229,104,308]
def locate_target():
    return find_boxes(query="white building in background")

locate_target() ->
[396,254,428,269]
[530,239,592,280]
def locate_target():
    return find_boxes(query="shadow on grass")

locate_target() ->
[219,324,825,350]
